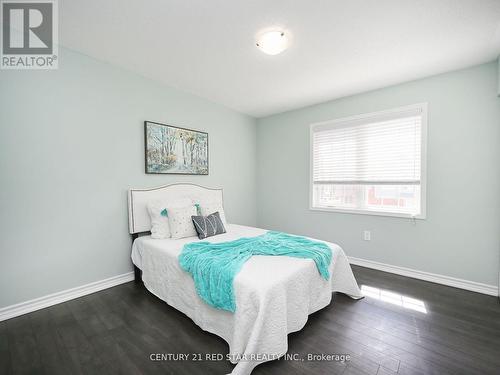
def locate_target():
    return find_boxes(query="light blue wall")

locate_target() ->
[497,57,500,96]
[0,47,257,308]
[257,62,500,286]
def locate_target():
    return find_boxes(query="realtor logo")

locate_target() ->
[1,0,58,69]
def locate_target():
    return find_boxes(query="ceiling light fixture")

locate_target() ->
[256,30,289,55]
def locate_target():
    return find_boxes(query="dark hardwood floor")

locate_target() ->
[1,265,499,375]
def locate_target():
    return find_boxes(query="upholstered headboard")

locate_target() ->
[127,183,224,234]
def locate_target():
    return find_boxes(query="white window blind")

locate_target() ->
[310,104,426,217]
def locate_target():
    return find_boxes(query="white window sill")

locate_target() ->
[310,206,426,220]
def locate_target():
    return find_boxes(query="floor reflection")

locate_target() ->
[361,285,427,313]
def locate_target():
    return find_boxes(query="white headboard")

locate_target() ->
[128,183,224,234]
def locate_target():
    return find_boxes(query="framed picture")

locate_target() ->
[144,121,208,175]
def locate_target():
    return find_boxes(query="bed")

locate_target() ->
[128,183,363,375]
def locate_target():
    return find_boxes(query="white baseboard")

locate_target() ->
[1,259,496,322]
[348,256,498,297]
[0,272,135,322]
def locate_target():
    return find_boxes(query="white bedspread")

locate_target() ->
[131,224,363,375]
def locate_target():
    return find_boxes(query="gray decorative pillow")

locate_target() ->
[191,212,226,239]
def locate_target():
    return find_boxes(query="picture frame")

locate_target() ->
[144,121,209,175]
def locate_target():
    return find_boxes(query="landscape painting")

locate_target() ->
[145,121,208,175]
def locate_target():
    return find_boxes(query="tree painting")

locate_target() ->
[145,122,208,174]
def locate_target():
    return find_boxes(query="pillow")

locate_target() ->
[191,212,227,240]
[147,198,191,239]
[167,205,198,239]
[198,201,227,227]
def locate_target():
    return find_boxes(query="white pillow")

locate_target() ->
[199,201,227,227]
[147,198,191,239]
[167,205,198,239]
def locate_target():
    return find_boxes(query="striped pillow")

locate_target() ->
[191,212,226,239]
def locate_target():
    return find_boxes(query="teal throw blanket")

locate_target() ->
[179,231,332,312]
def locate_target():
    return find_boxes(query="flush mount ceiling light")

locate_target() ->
[256,30,289,55]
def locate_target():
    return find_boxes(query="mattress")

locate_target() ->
[131,224,363,375]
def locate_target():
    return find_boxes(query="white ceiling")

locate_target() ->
[60,0,500,118]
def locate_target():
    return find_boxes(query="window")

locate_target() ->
[310,104,427,218]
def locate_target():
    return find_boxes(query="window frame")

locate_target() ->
[309,103,428,219]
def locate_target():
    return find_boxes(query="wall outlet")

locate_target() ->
[363,230,371,241]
